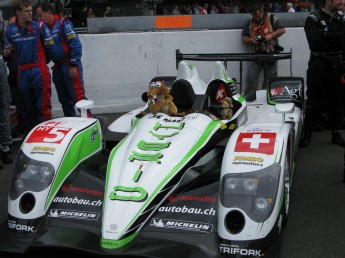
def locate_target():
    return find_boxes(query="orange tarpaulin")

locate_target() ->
[296,2,312,7]
[155,16,192,29]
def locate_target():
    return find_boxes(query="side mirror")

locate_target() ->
[275,103,294,123]
[76,99,94,118]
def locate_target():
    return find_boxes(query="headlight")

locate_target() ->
[254,197,273,214]
[225,178,241,193]
[221,163,280,222]
[225,178,258,194]
[10,150,55,200]
[243,178,258,194]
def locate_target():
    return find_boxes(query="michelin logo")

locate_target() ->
[48,209,100,220]
[150,218,212,233]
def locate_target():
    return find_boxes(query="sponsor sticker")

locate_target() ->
[182,114,198,121]
[219,243,262,256]
[91,128,98,143]
[247,128,271,132]
[8,220,35,233]
[232,155,264,166]
[150,218,212,233]
[48,209,100,220]
[105,223,119,235]
[269,82,302,104]
[30,145,56,155]
[168,194,216,203]
[26,125,71,144]
[61,184,103,196]
[158,205,216,216]
[234,132,276,155]
[53,196,102,206]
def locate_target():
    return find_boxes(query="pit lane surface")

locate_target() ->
[0,114,344,258]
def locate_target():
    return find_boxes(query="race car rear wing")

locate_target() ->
[175,49,292,94]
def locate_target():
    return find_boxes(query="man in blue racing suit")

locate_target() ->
[4,0,55,129]
[40,2,90,117]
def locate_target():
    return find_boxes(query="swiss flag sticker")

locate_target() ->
[215,83,227,103]
[234,132,276,155]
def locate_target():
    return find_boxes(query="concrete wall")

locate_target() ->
[51,27,309,116]
[87,13,309,33]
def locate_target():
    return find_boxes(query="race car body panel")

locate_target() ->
[7,117,102,233]
[0,55,303,258]
[217,121,295,257]
[102,112,225,248]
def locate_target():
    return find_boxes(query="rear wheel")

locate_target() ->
[282,154,291,228]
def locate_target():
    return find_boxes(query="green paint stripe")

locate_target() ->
[104,117,140,201]
[268,99,279,105]
[102,117,141,230]
[119,120,219,236]
[237,95,245,103]
[103,119,220,248]
[222,69,227,81]
[45,123,101,209]
[101,233,138,249]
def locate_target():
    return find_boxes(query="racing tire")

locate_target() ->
[282,154,291,228]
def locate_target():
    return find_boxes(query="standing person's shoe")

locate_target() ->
[2,150,13,164]
[331,131,345,147]
[299,129,312,147]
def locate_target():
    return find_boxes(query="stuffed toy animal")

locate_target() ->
[220,97,233,120]
[146,81,178,115]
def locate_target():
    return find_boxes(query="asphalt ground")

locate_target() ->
[279,129,345,258]
[0,114,344,258]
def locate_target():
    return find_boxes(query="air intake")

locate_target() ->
[225,210,245,234]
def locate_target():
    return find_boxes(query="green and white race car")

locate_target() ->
[0,55,304,258]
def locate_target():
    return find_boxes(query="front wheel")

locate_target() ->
[282,154,291,228]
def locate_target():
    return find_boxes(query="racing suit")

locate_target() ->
[303,10,345,141]
[5,19,55,129]
[5,48,31,135]
[49,15,89,117]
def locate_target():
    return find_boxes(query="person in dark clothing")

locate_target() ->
[0,18,13,168]
[300,0,345,147]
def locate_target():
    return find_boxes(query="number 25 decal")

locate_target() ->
[43,128,71,143]
[26,126,72,144]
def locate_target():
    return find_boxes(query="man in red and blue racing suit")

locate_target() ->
[4,0,55,129]
[40,2,90,117]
